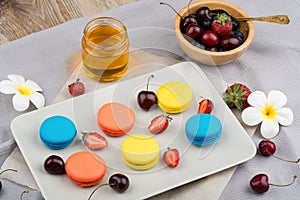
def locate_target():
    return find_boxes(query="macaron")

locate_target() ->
[39,115,77,149]
[65,151,106,187]
[157,81,193,113]
[122,134,160,170]
[97,102,135,137]
[185,114,222,146]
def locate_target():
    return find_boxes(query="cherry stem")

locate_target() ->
[20,190,29,200]
[0,168,17,176]
[187,0,193,15]
[146,74,154,91]
[88,183,116,200]
[264,148,300,163]
[269,175,297,187]
[160,2,183,19]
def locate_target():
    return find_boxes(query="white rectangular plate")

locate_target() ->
[11,62,256,200]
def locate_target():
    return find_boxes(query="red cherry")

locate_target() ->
[201,30,219,47]
[258,140,300,163]
[88,173,129,199]
[220,35,241,50]
[250,174,297,194]
[185,23,202,39]
[137,75,157,111]
[258,140,276,156]
[195,6,211,21]
[250,174,269,193]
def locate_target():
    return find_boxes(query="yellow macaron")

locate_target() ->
[157,81,193,113]
[121,134,160,170]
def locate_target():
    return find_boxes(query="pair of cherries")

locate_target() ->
[250,140,299,193]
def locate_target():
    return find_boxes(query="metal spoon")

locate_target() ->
[235,15,290,24]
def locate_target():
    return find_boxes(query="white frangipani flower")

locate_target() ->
[0,74,45,111]
[242,90,293,139]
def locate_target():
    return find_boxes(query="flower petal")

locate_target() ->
[260,119,279,139]
[267,90,287,108]
[247,91,267,110]
[276,108,293,126]
[29,92,45,109]
[12,93,30,111]
[8,74,25,84]
[25,80,43,92]
[0,80,17,94]
[242,107,263,126]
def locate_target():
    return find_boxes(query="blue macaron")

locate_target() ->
[40,115,77,149]
[185,114,222,146]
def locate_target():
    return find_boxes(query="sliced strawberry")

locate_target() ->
[68,78,85,97]
[148,114,172,134]
[198,98,214,114]
[163,147,179,168]
[81,132,108,150]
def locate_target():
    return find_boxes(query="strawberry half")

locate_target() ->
[148,114,172,134]
[224,83,251,110]
[163,147,179,168]
[211,13,232,36]
[68,78,85,97]
[198,98,214,114]
[81,131,108,150]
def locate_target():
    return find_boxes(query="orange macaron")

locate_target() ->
[97,102,135,137]
[65,151,106,187]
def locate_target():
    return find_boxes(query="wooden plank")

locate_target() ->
[0,0,135,44]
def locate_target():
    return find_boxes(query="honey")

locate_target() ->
[82,17,129,82]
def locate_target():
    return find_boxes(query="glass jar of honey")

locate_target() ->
[82,17,129,82]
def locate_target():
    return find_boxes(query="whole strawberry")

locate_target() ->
[211,13,232,36]
[148,114,172,134]
[224,83,251,110]
[81,131,108,150]
[163,147,180,168]
[68,78,85,97]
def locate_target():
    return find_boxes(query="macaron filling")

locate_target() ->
[185,114,222,146]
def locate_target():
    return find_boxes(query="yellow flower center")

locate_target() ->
[17,85,33,96]
[263,105,277,119]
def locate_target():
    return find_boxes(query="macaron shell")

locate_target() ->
[39,115,77,149]
[122,134,160,170]
[97,102,135,137]
[185,114,222,146]
[157,81,193,113]
[122,154,159,170]
[65,151,106,187]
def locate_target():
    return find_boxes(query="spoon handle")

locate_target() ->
[235,15,290,24]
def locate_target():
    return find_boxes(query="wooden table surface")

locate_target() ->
[0,0,136,44]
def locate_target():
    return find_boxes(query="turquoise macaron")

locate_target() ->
[39,115,77,149]
[185,114,222,146]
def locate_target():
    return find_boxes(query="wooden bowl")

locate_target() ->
[174,0,254,66]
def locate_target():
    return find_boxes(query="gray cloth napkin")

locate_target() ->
[0,0,300,199]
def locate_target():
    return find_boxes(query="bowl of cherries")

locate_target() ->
[170,0,254,65]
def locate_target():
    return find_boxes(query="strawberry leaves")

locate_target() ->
[224,83,251,110]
